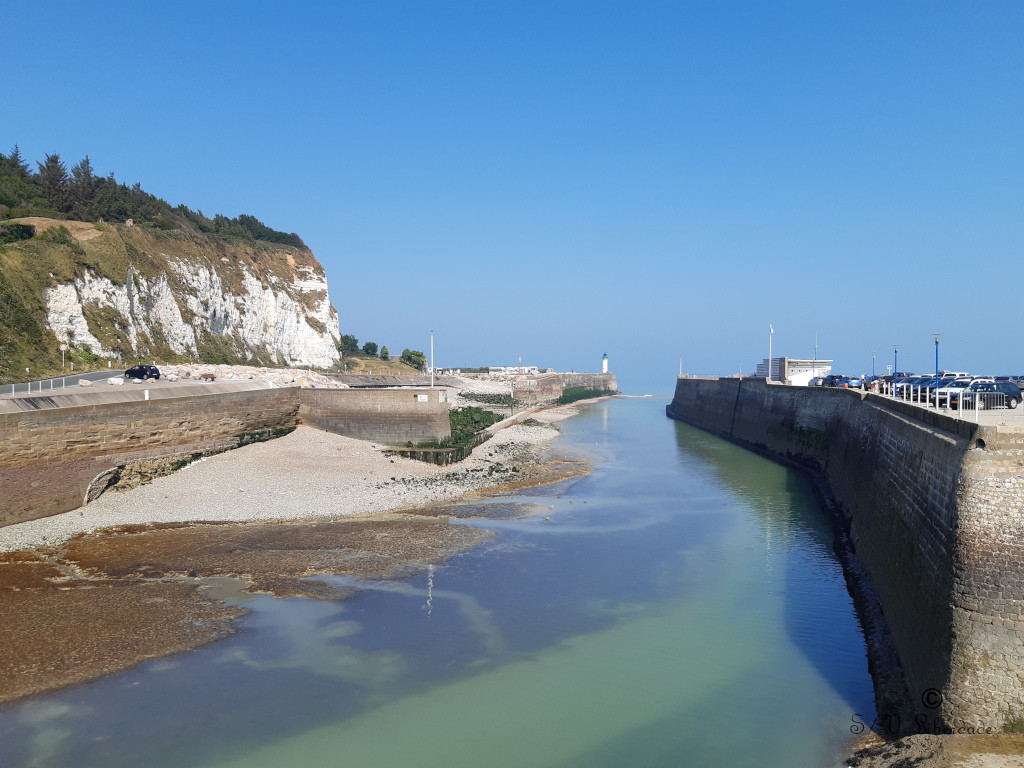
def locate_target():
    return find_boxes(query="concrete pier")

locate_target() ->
[667,376,1024,732]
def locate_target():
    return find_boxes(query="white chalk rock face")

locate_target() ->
[43,243,341,369]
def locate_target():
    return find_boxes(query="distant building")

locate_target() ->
[756,357,832,386]
[488,366,540,375]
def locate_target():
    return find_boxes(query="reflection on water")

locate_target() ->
[0,398,874,768]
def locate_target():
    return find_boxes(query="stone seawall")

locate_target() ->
[667,377,1024,731]
[0,387,451,528]
[510,373,618,404]
[298,388,451,446]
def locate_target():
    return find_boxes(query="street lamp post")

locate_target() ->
[872,351,876,378]
[430,330,434,388]
[893,345,899,397]
[933,334,940,408]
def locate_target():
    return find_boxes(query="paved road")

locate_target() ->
[1,370,146,397]
[2,369,130,397]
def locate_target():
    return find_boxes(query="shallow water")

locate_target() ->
[0,397,874,767]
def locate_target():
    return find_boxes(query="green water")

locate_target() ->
[0,397,874,767]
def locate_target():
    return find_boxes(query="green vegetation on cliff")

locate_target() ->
[0,145,304,249]
[0,219,317,381]
[0,145,421,385]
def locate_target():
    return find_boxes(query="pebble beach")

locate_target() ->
[0,398,589,553]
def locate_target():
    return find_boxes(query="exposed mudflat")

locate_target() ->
[0,572,245,704]
[0,400,600,705]
[0,511,497,705]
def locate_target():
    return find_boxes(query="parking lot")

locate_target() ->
[805,371,1024,430]
[867,389,1024,428]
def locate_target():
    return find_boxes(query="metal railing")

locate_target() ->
[9,378,70,395]
[877,380,1014,421]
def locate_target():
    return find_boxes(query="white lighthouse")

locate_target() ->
[602,353,609,374]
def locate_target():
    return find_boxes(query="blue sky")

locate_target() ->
[4,1,1021,392]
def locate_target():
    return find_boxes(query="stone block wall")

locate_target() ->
[0,389,299,527]
[324,374,461,388]
[298,388,451,446]
[555,372,618,392]
[0,387,452,528]
[510,372,618,404]
[667,376,1024,730]
[951,429,1024,727]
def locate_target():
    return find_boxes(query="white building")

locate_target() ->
[488,366,540,376]
[756,357,832,386]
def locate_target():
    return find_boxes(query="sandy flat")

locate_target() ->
[0,401,588,553]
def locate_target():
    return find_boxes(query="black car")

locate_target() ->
[124,364,161,380]
[950,381,1022,410]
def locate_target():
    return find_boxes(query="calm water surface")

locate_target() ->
[0,397,874,767]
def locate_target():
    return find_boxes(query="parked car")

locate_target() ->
[920,375,956,398]
[896,375,929,399]
[950,381,1022,410]
[124,364,161,380]
[931,379,972,407]
[822,374,845,388]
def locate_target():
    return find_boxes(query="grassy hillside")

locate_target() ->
[0,218,328,383]
[337,356,423,375]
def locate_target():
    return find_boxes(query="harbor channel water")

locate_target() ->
[0,395,875,767]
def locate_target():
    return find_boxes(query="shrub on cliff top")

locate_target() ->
[0,145,307,250]
[0,222,34,243]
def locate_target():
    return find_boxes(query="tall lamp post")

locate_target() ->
[768,324,774,381]
[933,334,940,404]
[872,351,876,378]
[430,330,434,388]
[893,345,899,397]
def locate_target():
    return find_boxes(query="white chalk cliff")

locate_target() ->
[37,221,341,368]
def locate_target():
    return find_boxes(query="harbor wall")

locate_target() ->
[298,388,451,446]
[0,387,450,527]
[509,372,618,405]
[667,377,1024,731]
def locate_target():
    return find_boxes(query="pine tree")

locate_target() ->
[36,153,70,212]
[70,155,97,213]
[71,155,95,191]
[7,145,29,178]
